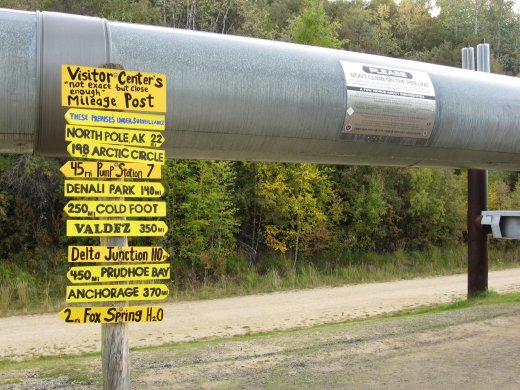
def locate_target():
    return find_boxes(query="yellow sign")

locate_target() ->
[67,220,168,237]
[64,201,166,218]
[67,141,165,165]
[60,161,162,179]
[59,306,164,324]
[67,264,170,283]
[64,180,164,198]
[62,64,167,112]
[68,245,169,263]
[66,125,165,148]
[66,284,169,303]
[65,108,165,130]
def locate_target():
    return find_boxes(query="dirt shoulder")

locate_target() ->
[2,298,520,389]
[1,268,520,361]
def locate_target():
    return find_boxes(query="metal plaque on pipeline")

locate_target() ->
[68,245,169,263]
[340,61,436,141]
[66,125,165,147]
[62,64,166,113]
[67,264,170,283]
[59,306,164,324]
[66,220,168,237]
[64,200,166,218]
[64,180,164,198]
[60,161,162,179]
[67,141,165,165]
[65,108,165,130]
[66,283,169,303]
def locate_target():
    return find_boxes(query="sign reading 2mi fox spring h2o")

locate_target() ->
[60,64,169,324]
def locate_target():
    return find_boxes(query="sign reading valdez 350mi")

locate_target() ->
[66,220,168,236]
[62,64,167,112]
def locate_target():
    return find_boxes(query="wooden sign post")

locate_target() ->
[61,63,168,389]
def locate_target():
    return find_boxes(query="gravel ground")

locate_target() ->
[2,301,520,389]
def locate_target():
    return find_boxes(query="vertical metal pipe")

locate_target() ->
[466,44,489,297]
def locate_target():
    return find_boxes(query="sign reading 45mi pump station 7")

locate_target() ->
[61,64,169,324]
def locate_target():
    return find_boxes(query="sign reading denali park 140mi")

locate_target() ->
[62,64,167,112]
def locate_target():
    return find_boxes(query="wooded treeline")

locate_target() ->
[1,0,520,283]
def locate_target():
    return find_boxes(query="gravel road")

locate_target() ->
[1,268,519,361]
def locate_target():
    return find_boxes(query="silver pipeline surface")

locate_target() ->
[2,9,520,170]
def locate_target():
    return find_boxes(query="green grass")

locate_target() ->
[1,245,520,316]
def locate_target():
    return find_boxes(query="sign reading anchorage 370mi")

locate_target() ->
[62,64,166,112]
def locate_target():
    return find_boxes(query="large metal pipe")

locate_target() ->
[2,8,520,169]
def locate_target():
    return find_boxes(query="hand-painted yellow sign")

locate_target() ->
[68,245,169,263]
[60,161,162,179]
[62,64,167,112]
[64,200,166,218]
[65,108,165,130]
[66,283,169,303]
[67,141,165,165]
[66,125,165,148]
[67,264,170,283]
[64,180,164,198]
[59,306,165,324]
[67,220,168,237]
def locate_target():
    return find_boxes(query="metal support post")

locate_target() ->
[463,44,489,297]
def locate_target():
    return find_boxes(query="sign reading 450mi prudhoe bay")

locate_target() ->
[62,64,167,113]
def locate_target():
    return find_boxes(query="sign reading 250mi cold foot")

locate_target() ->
[62,64,167,112]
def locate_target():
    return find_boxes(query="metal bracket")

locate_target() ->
[481,211,520,239]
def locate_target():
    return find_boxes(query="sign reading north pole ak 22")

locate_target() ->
[66,125,165,148]
[62,64,167,112]
[59,306,164,324]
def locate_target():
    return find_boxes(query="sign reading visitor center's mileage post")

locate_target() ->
[59,63,169,326]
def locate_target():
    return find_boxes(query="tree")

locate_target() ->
[163,160,239,280]
[290,0,344,48]
[257,162,341,267]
